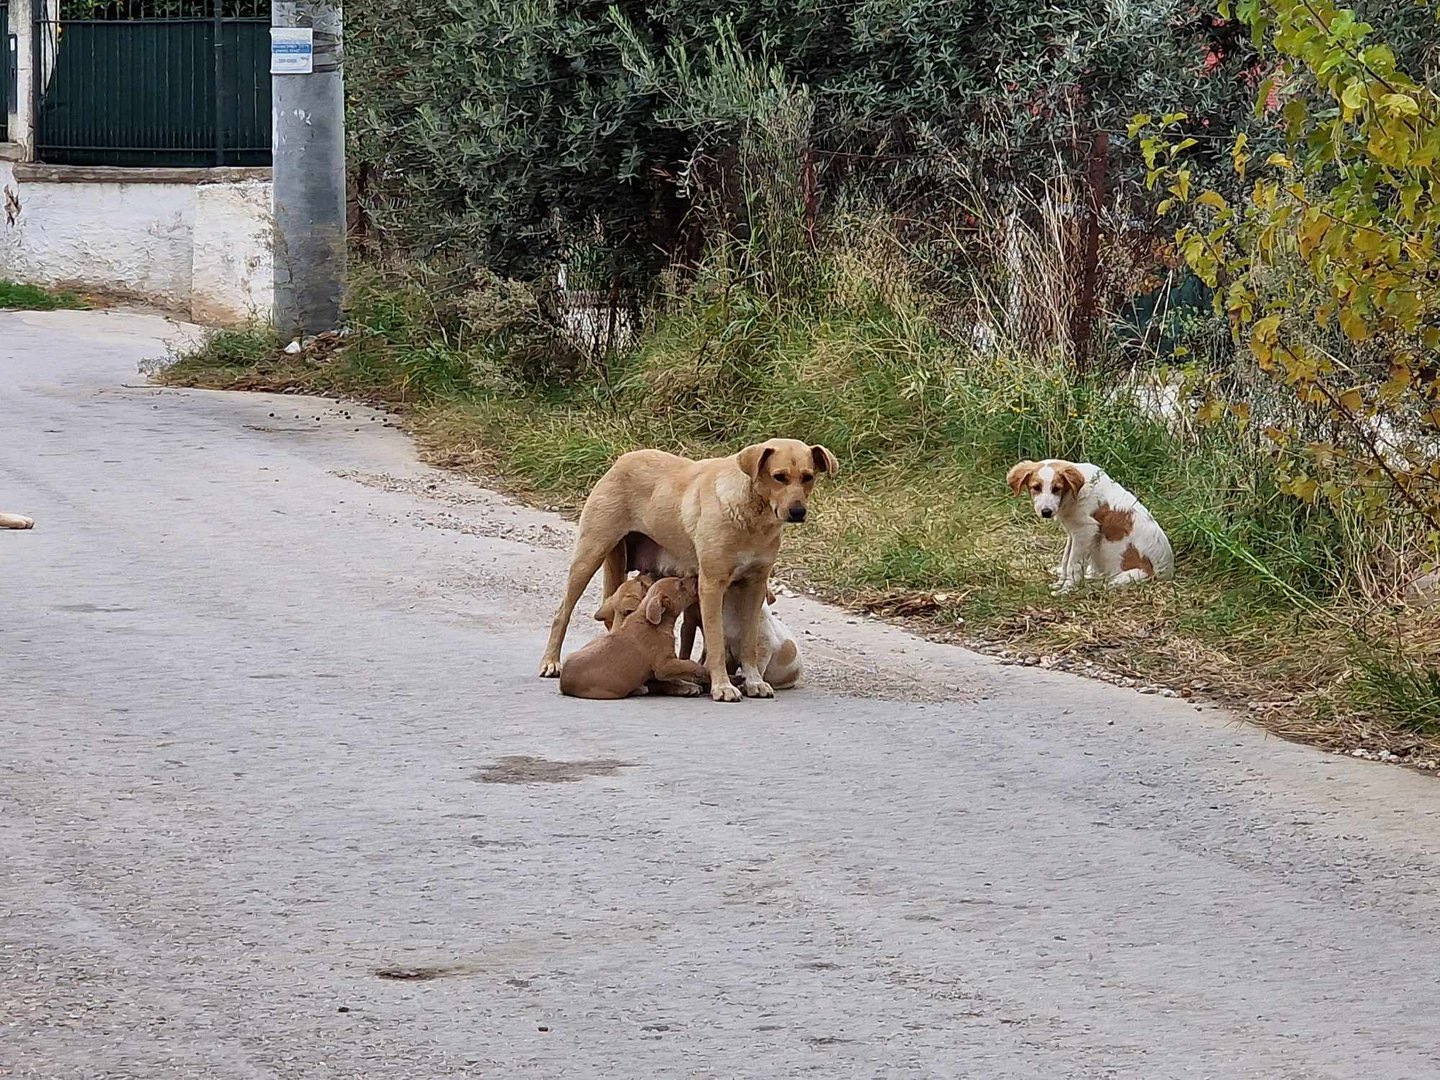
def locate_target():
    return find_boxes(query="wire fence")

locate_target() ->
[34,0,270,167]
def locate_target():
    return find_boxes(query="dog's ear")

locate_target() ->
[1006,461,1038,496]
[810,445,839,477]
[643,587,666,625]
[1059,464,1087,499]
[738,442,777,480]
[766,587,777,605]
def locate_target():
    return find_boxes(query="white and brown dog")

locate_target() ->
[679,586,803,690]
[1006,459,1174,592]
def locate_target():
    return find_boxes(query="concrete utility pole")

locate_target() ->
[271,0,346,339]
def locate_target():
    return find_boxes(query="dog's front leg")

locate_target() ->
[733,577,774,698]
[699,571,741,702]
[1052,530,1088,595]
[651,657,710,697]
[1053,534,1072,582]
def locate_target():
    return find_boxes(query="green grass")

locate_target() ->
[0,280,89,311]
[153,266,1440,758]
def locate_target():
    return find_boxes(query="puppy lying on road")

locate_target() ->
[680,587,802,690]
[559,576,709,700]
[1006,458,1174,592]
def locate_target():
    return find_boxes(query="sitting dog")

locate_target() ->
[679,587,803,690]
[559,577,709,700]
[0,513,34,529]
[1006,459,1174,592]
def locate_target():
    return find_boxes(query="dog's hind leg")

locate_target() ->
[539,533,618,677]
[1106,568,1149,588]
[601,541,627,603]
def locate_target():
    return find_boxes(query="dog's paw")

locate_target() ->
[672,680,703,697]
[1050,582,1076,597]
[742,678,775,699]
[538,659,562,678]
[711,680,743,703]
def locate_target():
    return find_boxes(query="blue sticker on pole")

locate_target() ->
[270,28,314,75]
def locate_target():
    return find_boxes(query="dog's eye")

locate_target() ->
[1030,484,1042,493]
[773,472,790,484]
[800,472,814,483]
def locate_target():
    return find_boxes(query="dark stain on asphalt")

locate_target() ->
[373,965,479,981]
[473,755,636,784]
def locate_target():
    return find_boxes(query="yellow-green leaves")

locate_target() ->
[1134,0,1440,535]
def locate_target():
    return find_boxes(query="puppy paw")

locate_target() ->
[711,681,743,703]
[672,680,703,697]
[742,678,775,699]
[538,659,562,678]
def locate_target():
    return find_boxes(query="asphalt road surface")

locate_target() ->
[6,309,1440,1080]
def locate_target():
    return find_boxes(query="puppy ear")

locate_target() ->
[766,588,777,605]
[1060,465,1087,498]
[1006,461,1038,496]
[738,443,776,480]
[643,588,666,625]
[810,445,839,477]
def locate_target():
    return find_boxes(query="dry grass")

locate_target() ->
[153,271,1440,771]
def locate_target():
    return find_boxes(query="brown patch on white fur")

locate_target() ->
[1120,544,1154,577]
[773,639,798,668]
[1091,504,1135,542]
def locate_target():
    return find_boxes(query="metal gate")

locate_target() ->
[34,0,270,167]
[2,1,11,143]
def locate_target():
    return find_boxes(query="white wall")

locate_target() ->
[191,180,274,325]
[0,163,272,324]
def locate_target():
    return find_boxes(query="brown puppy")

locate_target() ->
[539,439,838,702]
[0,513,34,529]
[594,572,656,632]
[559,577,709,700]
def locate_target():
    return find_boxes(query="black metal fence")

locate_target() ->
[2,1,11,143]
[34,0,270,167]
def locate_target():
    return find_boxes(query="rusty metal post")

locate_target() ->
[1070,130,1108,373]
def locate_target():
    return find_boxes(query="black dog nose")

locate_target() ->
[788,506,807,523]
[1040,507,1054,519]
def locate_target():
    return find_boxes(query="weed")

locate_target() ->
[0,280,89,311]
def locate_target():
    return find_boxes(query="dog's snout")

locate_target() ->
[787,505,807,523]
[1040,507,1054,519]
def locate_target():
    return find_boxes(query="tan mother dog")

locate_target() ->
[539,439,838,702]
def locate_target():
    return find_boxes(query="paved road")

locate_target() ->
[5,310,1440,1079]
